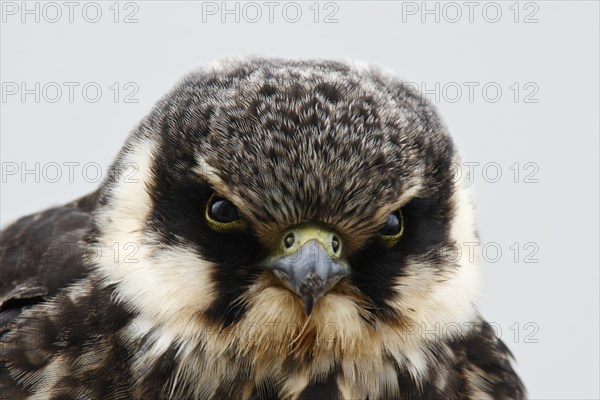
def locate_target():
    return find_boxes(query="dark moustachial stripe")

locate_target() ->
[146,156,268,329]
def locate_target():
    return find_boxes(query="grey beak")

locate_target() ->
[269,239,349,315]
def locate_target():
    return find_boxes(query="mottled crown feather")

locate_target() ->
[102,57,456,250]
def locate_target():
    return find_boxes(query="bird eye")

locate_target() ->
[205,193,246,232]
[379,210,404,246]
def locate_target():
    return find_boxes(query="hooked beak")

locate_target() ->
[263,224,350,315]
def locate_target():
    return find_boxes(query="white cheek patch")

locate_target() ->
[93,138,217,342]
[93,137,157,249]
[388,157,480,353]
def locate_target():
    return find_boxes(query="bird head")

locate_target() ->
[90,58,480,378]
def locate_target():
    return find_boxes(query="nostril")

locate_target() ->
[331,235,340,254]
[284,232,295,249]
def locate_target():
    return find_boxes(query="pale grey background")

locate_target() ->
[1,1,598,398]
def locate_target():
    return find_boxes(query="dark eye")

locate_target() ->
[379,210,404,245]
[205,194,246,232]
[210,198,239,222]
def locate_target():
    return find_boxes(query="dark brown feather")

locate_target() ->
[0,192,98,336]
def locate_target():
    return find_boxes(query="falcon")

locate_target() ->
[0,57,525,399]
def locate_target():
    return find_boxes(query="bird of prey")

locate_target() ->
[0,58,525,399]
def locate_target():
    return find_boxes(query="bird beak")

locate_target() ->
[263,224,350,315]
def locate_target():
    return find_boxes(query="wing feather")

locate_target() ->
[0,192,98,336]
